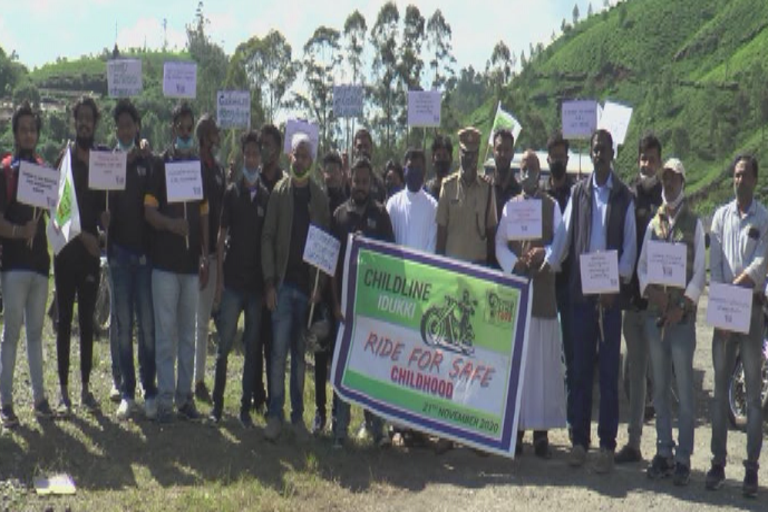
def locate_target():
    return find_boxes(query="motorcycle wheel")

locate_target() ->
[420,308,443,348]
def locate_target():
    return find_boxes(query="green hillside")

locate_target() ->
[476,0,768,216]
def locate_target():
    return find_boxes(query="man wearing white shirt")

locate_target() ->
[543,129,637,474]
[496,150,566,459]
[386,148,437,254]
[636,158,705,486]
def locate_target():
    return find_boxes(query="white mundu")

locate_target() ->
[386,188,438,253]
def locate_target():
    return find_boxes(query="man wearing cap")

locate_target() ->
[706,154,767,497]
[543,129,637,474]
[436,127,497,266]
[636,158,705,486]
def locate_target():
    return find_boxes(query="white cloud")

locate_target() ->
[117,17,187,52]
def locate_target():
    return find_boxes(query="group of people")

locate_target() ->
[0,96,763,498]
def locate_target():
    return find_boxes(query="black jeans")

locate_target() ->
[54,242,100,390]
[252,303,273,409]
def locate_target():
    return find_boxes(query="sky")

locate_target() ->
[0,0,609,74]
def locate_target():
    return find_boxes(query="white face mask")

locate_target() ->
[662,187,684,211]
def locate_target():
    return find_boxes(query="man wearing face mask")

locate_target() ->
[543,129,636,474]
[426,135,453,201]
[192,115,225,404]
[496,150,566,459]
[106,99,158,421]
[145,101,210,423]
[208,130,270,429]
[261,133,330,442]
[637,158,705,486]
[707,155,768,497]
[330,157,395,449]
[53,96,109,415]
[436,127,497,266]
[615,134,664,464]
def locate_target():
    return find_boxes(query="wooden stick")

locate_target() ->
[183,201,189,249]
[307,269,320,329]
[105,192,109,250]
[27,207,39,249]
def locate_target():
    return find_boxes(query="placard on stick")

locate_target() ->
[598,101,633,148]
[303,224,341,276]
[88,151,127,191]
[165,161,203,203]
[407,91,442,127]
[107,59,142,97]
[217,90,250,129]
[579,250,620,295]
[562,100,598,140]
[333,85,364,118]
[163,61,197,99]
[17,161,59,210]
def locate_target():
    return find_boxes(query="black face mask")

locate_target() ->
[434,160,451,178]
[550,160,566,180]
[352,191,369,207]
[76,136,94,150]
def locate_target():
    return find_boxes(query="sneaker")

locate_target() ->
[705,463,725,490]
[356,420,371,441]
[594,448,615,474]
[177,401,201,421]
[209,404,223,424]
[569,445,587,468]
[743,467,758,498]
[615,444,642,464]
[33,399,54,419]
[194,381,211,403]
[647,455,675,480]
[81,390,99,412]
[293,421,311,443]
[264,417,281,442]
[332,437,345,450]
[312,411,326,435]
[144,397,158,420]
[56,396,72,417]
[434,438,454,456]
[673,462,691,486]
[116,399,136,421]
[239,409,254,429]
[109,384,121,403]
[1,405,19,429]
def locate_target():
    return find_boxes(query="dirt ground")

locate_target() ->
[0,293,766,512]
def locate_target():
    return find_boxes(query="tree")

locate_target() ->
[426,9,456,90]
[573,4,580,25]
[603,0,610,7]
[369,1,400,156]
[485,40,512,95]
[12,80,40,109]
[186,2,228,116]
[588,3,593,17]
[343,10,367,84]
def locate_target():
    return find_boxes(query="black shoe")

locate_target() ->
[312,411,326,435]
[33,399,54,420]
[705,463,725,490]
[177,401,201,421]
[81,390,99,412]
[515,432,524,456]
[1,405,19,429]
[615,444,642,464]
[647,455,674,480]
[743,467,758,498]
[673,463,691,486]
[194,382,211,403]
[208,405,222,424]
[239,409,254,429]
[534,436,552,459]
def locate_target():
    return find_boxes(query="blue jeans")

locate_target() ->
[212,287,262,411]
[268,283,309,424]
[645,315,696,466]
[623,308,651,449]
[110,244,156,401]
[0,271,48,406]
[152,269,199,410]
[711,303,764,469]
[571,299,622,451]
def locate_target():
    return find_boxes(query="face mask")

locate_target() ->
[521,169,539,195]
[404,166,424,193]
[290,162,310,182]
[243,166,259,185]
[175,136,194,151]
[662,187,684,211]
[118,139,135,152]
[76,136,94,150]
[434,160,451,178]
[550,160,566,181]
[387,184,403,197]
[639,173,659,192]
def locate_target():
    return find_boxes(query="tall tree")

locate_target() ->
[426,9,456,90]
[573,4,580,25]
[343,10,367,84]
[369,1,400,156]
[186,2,228,116]
[486,41,513,96]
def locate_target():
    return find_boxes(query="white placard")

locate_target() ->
[505,200,542,241]
[217,90,250,129]
[647,240,687,288]
[706,282,752,335]
[283,119,320,159]
[562,100,598,140]
[163,61,197,99]
[333,85,364,118]
[579,250,620,295]
[303,224,341,276]
[88,151,127,191]
[598,101,633,147]
[407,90,442,127]
[17,161,59,210]
[165,161,203,203]
[107,59,142,97]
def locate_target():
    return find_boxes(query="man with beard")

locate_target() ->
[351,129,386,204]
[330,157,395,449]
[496,150,566,459]
[54,96,108,415]
[615,134,664,464]
[193,115,226,404]
[426,135,453,201]
[261,134,330,442]
[707,155,768,497]
[543,129,636,474]
[107,99,158,421]
[144,101,210,423]
[0,102,55,428]
[384,160,404,200]
[490,129,522,221]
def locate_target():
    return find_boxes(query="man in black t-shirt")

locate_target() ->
[144,101,210,423]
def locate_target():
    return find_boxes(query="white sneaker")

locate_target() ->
[144,397,158,420]
[116,399,136,421]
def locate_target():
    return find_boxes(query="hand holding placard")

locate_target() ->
[706,282,752,334]
[647,240,687,288]
[165,160,203,249]
[88,151,127,191]
[303,224,341,327]
[579,250,620,295]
